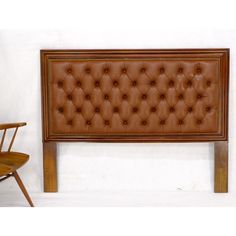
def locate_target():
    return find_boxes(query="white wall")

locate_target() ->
[0,30,235,205]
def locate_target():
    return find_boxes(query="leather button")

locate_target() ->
[197,93,203,99]
[160,94,165,100]
[95,107,100,113]
[141,68,146,73]
[196,119,202,125]
[114,107,119,113]
[150,80,156,86]
[169,107,175,113]
[85,94,90,100]
[67,68,72,74]
[122,68,127,73]
[104,94,109,100]
[104,68,109,73]
[132,80,137,86]
[196,67,201,73]
[205,106,211,112]
[160,67,165,73]
[58,81,63,88]
[178,94,184,100]
[141,120,147,126]
[142,94,147,100]
[151,107,156,112]
[187,80,192,87]
[187,107,193,113]
[206,80,211,87]
[58,107,64,113]
[159,120,165,125]
[95,81,100,87]
[86,120,91,125]
[85,68,91,73]
[76,107,81,113]
[122,94,128,100]
[132,107,138,113]
[113,81,118,87]
[178,120,184,125]
[178,68,183,73]
[169,80,174,87]
[76,81,82,87]
[123,120,128,125]
[104,120,110,125]
[67,94,73,100]
[67,120,73,125]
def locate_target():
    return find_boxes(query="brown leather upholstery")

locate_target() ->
[41,49,229,141]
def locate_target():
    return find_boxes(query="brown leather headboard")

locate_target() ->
[41,49,229,193]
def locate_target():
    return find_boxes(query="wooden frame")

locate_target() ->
[41,49,229,193]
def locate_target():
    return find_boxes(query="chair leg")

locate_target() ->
[13,171,34,207]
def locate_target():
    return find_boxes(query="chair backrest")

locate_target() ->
[0,123,26,152]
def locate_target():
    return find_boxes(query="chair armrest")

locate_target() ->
[0,122,27,130]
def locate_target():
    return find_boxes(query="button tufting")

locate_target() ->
[160,120,165,125]
[67,68,72,74]
[76,81,82,87]
[160,94,165,100]
[50,59,219,135]
[123,120,128,125]
[178,94,184,100]
[85,94,90,100]
[113,80,118,87]
[85,68,91,73]
[197,93,203,100]
[67,120,73,125]
[58,107,64,113]
[151,107,156,112]
[104,120,110,125]
[142,94,147,100]
[196,119,202,125]
[187,80,192,87]
[150,80,156,86]
[67,94,73,100]
[95,107,100,113]
[206,80,211,87]
[122,94,128,100]
[114,107,119,113]
[132,80,137,86]
[187,107,193,113]
[58,81,63,88]
[95,81,100,87]
[141,120,147,126]
[86,120,91,125]
[196,67,201,73]
[169,80,174,87]
[76,107,81,113]
[160,67,165,73]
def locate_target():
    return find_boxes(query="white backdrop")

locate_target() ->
[0,30,235,206]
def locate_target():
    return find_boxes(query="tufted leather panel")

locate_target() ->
[41,49,229,141]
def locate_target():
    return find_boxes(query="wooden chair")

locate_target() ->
[0,122,34,207]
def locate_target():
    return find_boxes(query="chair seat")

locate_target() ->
[0,163,14,177]
[0,152,29,177]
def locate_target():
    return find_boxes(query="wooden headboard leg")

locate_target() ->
[43,142,58,192]
[214,141,228,193]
